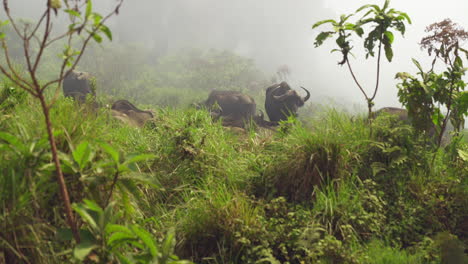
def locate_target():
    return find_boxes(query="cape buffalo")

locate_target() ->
[63,70,94,102]
[111,100,153,127]
[203,90,274,128]
[264,81,310,123]
[372,107,438,138]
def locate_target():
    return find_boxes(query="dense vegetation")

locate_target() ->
[1,1,467,263]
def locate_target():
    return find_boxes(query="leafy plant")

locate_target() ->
[58,199,191,263]
[397,19,468,150]
[0,0,123,243]
[313,0,411,118]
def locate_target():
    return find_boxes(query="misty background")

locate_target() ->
[4,0,468,111]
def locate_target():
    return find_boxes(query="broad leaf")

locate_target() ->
[85,0,93,19]
[99,142,119,164]
[73,203,98,231]
[314,31,333,47]
[73,141,92,169]
[411,58,424,74]
[100,25,112,41]
[0,131,28,154]
[131,225,158,257]
[312,19,336,29]
[74,240,98,261]
[384,31,394,44]
[384,44,393,62]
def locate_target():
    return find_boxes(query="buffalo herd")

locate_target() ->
[63,70,444,137]
[200,82,311,129]
[62,70,312,129]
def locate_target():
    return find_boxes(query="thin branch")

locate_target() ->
[105,170,120,207]
[26,10,48,40]
[346,59,369,100]
[2,0,23,38]
[43,0,124,99]
[0,65,36,96]
[1,40,33,90]
[32,8,51,74]
[370,35,383,100]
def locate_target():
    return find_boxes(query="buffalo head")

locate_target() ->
[264,81,310,122]
[63,70,94,103]
[111,99,154,127]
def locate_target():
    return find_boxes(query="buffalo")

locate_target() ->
[63,70,94,102]
[202,90,274,128]
[372,107,438,138]
[111,99,154,127]
[264,81,310,123]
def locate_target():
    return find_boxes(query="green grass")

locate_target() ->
[1,83,467,263]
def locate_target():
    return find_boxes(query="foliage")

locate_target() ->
[313,0,411,116]
[396,19,468,149]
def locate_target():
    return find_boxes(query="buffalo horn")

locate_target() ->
[300,86,310,102]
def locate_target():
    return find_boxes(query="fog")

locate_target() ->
[4,0,468,110]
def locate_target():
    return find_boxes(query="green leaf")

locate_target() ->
[107,231,136,248]
[73,203,98,231]
[85,0,93,19]
[115,252,134,264]
[382,0,390,11]
[355,26,364,37]
[314,31,333,47]
[83,199,103,214]
[161,228,176,259]
[93,13,102,25]
[100,25,112,41]
[73,141,92,169]
[384,31,394,44]
[384,44,393,62]
[99,142,119,164]
[106,224,132,235]
[131,225,158,257]
[398,12,412,24]
[124,154,156,166]
[312,19,336,29]
[91,32,102,43]
[73,240,98,261]
[458,149,468,162]
[65,9,81,18]
[411,58,424,74]
[0,131,27,154]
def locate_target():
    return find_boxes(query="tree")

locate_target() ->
[312,0,411,120]
[396,19,468,149]
[0,0,123,243]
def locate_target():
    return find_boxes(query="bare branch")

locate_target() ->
[32,8,51,74]
[346,60,369,100]
[370,35,383,101]
[1,40,32,90]
[26,10,48,40]
[43,0,124,96]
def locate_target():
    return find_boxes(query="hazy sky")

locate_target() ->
[3,0,468,110]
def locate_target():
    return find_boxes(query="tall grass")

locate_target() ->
[1,82,467,263]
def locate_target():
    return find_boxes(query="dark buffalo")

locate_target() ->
[264,81,310,123]
[63,70,94,102]
[372,107,438,138]
[372,107,409,122]
[203,90,274,128]
[111,100,153,127]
